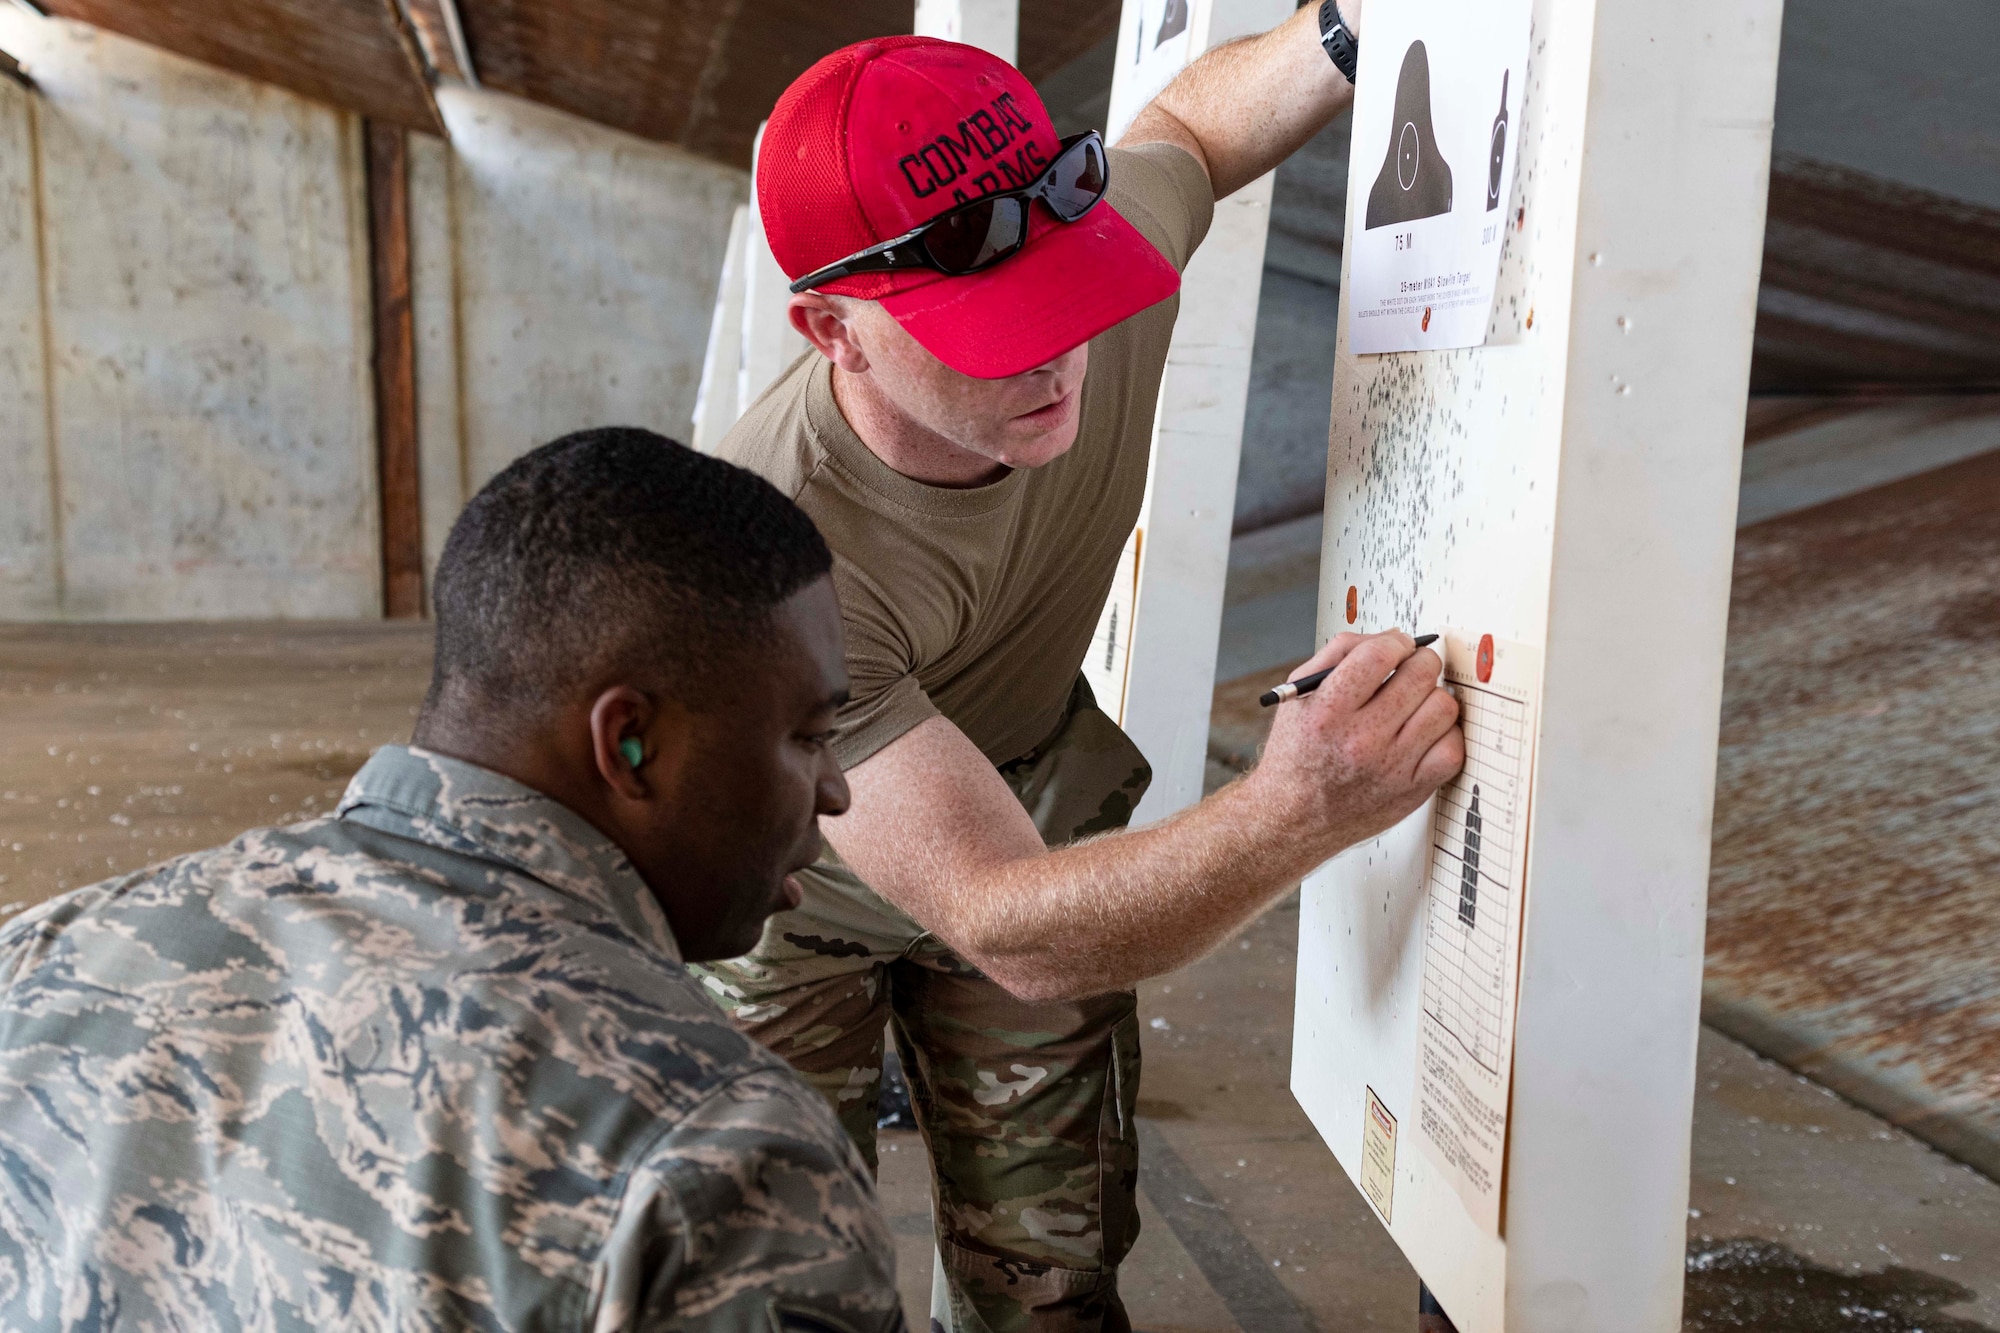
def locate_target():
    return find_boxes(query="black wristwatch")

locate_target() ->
[1318,0,1358,83]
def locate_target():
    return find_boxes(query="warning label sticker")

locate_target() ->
[1362,1086,1399,1224]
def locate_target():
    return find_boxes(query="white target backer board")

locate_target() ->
[1290,0,1785,1329]
[1345,0,1531,353]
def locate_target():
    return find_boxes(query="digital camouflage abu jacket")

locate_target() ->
[0,745,904,1333]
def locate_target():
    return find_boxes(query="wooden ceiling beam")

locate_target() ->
[399,0,476,85]
[37,0,444,133]
[453,0,1123,170]
[0,44,33,90]
[25,0,1123,167]
[458,0,901,169]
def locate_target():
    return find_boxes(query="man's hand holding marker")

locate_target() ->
[1243,631,1463,869]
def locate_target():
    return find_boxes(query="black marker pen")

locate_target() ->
[1260,634,1440,707]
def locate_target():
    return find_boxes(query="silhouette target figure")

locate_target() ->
[1458,784,1483,928]
[1365,41,1454,230]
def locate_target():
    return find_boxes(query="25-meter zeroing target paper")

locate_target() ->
[1344,0,1531,354]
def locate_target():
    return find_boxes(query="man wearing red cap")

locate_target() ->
[703,5,1458,1329]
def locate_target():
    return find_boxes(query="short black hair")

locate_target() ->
[425,427,832,718]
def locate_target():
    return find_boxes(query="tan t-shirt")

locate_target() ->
[720,143,1214,770]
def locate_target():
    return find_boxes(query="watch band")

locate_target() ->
[1318,0,1359,82]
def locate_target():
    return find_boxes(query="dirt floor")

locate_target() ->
[1704,445,2000,1180]
[3,616,1996,1329]
[0,622,432,911]
[880,898,2000,1331]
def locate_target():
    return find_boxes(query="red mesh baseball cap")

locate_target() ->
[759,36,1181,379]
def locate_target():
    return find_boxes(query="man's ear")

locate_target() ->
[789,294,870,374]
[588,686,690,803]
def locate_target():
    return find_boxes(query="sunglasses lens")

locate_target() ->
[1044,137,1108,220]
[923,197,1030,273]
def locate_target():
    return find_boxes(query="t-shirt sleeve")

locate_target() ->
[590,1067,907,1333]
[1105,141,1216,273]
[826,552,941,770]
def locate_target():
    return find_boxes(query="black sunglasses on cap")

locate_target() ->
[788,131,1110,294]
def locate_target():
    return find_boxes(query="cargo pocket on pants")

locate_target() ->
[1097,1004,1142,1273]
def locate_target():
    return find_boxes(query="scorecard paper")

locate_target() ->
[1413,631,1541,1234]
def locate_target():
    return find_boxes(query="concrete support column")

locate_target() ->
[695,1,1026,451]
[913,0,1019,62]
[364,120,424,619]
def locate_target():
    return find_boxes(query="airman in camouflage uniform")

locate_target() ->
[695,682,1148,1333]
[0,745,905,1333]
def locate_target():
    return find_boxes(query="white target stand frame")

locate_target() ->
[1289,0,1783,1328]
[1085,0,1293,826]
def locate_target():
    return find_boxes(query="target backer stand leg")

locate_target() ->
[737,122,809,420]
[691,121,808,444]
[690,203,750,453]
[1085,0,1292,825]
[1420,1283,1463,1333]
[1288,0,1783,1328]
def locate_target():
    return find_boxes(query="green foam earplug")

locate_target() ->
[619,738,643,769]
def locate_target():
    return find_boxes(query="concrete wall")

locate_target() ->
[1773,0,2000,210]
[430,86,746,584]
[0,12,745,620]
[0,76,56,616]
[0,14,379,619]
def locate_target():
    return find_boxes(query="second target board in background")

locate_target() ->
[1345,0,1531,353]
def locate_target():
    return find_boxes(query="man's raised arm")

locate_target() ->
[822,631,1461,1002]
[1121,0,1363,200]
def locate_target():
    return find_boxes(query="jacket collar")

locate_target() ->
[336,745,681,963]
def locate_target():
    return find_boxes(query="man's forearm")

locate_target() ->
[945,773,1326,1002]
[1121,1,1358,200]
[826,634,1458,1004]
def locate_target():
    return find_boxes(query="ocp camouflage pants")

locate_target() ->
[690,680,1152,1333]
